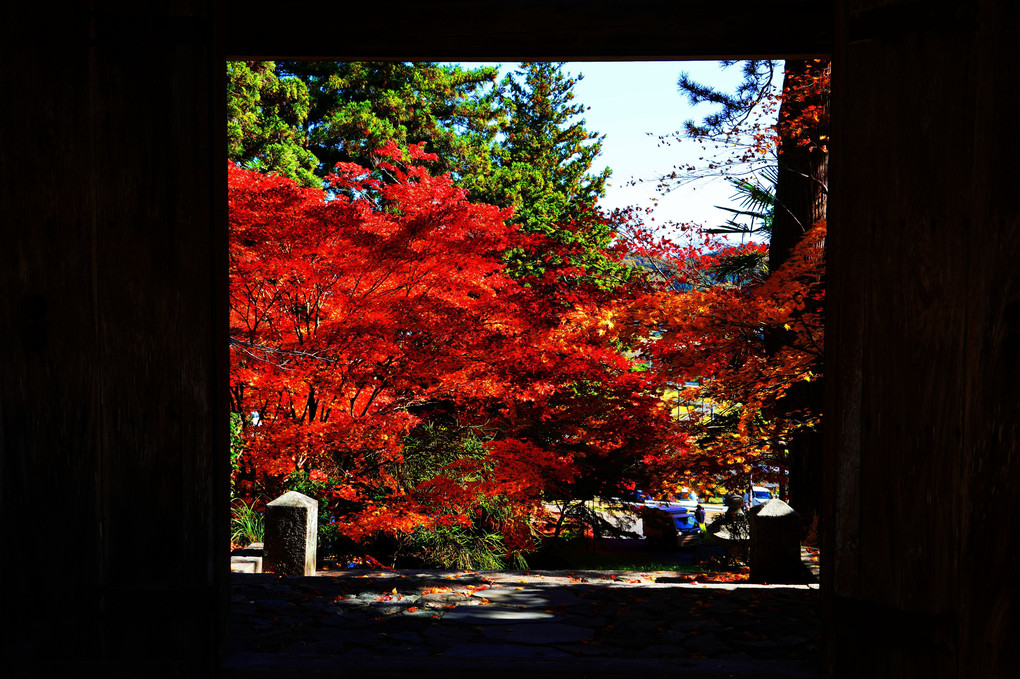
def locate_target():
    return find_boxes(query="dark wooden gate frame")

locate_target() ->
[4,1,1017,677]
[222,2,835,671]
[225,1,834,60]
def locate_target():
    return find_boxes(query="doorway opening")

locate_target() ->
[222,55,827,675]
[225,57,825,574]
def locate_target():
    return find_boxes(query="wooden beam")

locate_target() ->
[225,1,834,61]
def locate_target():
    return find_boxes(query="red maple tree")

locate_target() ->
[229,144,675,564]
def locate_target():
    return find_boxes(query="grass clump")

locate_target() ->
[230,499,264,546]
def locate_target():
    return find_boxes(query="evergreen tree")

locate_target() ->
[677,60,778,139]
[227,61,503,192]
[481,62,629,289]
[276,61,503,193]
[226,61,630,289]
[226,61,320,187]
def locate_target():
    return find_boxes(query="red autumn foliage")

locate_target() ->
[229,144,676,559]
[229,73,827,562]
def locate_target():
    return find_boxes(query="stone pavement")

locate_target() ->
[224,565,822,678]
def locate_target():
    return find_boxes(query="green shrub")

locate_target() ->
[230,499,264,546]
[229,412,245,500]
[400,523,527,570]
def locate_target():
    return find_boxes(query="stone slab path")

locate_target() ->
[224,566,822,678]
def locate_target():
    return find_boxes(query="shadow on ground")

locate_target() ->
[225,540,822,678]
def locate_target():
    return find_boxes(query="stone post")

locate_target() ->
[748,498,814,584]
[263,491,318,576]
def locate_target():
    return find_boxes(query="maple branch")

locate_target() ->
[230,337,337,365]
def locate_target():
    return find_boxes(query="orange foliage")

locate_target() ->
[624,223,825,494]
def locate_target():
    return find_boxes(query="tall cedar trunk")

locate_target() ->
[770,59,829,536]
[771,59,829,268]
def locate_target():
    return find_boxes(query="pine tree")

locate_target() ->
[480,62,629,290]
[226,61,320,187]
[277,61,503,193]
[227,61,503,192]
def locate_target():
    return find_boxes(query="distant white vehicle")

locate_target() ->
[745,486,773,507]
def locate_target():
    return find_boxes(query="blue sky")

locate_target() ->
[459,61,782,239]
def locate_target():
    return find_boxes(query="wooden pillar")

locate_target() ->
[0,3,227,675]
[826,0,1020,675]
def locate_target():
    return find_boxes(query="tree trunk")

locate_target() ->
[771,59,829,268]
[770,59,829,532]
